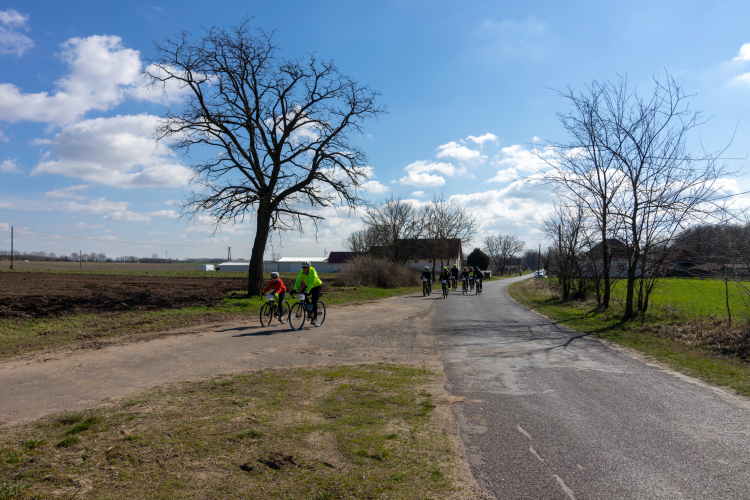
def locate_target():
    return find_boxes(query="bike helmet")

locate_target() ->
[271,272,279,278]
[301,261,311,267]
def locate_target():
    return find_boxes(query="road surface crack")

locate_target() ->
[516,424,578,500]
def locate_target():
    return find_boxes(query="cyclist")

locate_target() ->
[420,266,432,294]
[262,271,287,318]
[450,264,459,290]
[460,267,469,292]
[293,261,323,321]
[468,268,474,290]
[439,266,451,294]
[474,266,483,293]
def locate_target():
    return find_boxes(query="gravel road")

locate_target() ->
[435,275,750,500]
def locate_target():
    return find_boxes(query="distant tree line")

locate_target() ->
[0,250,226,264]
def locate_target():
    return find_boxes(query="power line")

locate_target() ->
[0,226,253,248]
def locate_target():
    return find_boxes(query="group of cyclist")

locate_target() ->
[420,264,483,297]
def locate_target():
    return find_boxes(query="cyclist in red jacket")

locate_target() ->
[262,272,287,318]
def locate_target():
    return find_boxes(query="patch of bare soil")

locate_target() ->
[0,274,247,319]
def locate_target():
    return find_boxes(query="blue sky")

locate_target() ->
[2,0,750,260]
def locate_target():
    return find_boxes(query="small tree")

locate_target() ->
[147,22,385,294]
[467,247,490,270]
[361,195,425,264]
[484,234,525,275]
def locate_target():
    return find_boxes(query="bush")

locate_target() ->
[335,255,420,288]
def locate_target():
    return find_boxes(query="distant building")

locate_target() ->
[371,238,464,270]
[263,253,356,273]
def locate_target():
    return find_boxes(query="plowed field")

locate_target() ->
[0,273,247,319]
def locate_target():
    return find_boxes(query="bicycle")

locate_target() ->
[441,279,449,299]
[469,277,474,291]
[259,293,291,326]
[475,277,483,295]
[451,276,457,291]
[461,277,468,294]
[422,278,432,296]
[289,291,326,331]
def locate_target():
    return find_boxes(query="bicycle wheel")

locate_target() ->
[312,301,326,327]
[289,302,306,331]
[259,302,273,327]
[423,283,427,297]
[278,301,290,324]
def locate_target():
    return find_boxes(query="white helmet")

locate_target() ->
[270,272,279,277]
[302,261,311,267]
[424,266,429,270]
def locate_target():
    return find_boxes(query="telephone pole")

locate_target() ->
[10,226,13,270]
[537,243,541,274]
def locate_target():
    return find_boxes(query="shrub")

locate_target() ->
[335,255,419,288]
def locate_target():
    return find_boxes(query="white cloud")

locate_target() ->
[488,167,519,183]
[57,198,129,214]
[149,209,179,218]
[0,10,33,56]
[398,160,468,188]
[104,211,153,222]
[74,221,104,229]
[31,114,192,188]
[733,73,750,85]
[532,136,542,142]
[0,158,21,173]
[466,133,498,147]
[0,130,8,143]
[0,35,186,125]
[362,180,389,193]
[489,144,555,182]
[734,43,750,62]
[44,184,90,200]
[436,141,484,162]
[411,190,425,197]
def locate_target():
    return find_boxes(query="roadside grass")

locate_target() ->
[509,278,750,397]
[0,365,465,499]
[0,284,420,359]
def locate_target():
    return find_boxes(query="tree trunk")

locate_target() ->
[725,278,732,325]
[248,204,272,296]
[601,233,611,308]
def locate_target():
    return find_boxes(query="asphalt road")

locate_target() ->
[433,275,750,500]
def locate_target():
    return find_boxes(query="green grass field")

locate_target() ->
[599,277,750,320]
[509,277,750,396]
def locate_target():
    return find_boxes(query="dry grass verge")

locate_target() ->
[335,256,419,289]
[0,365,476,499]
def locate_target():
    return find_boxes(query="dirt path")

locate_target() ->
[0,292,442,427]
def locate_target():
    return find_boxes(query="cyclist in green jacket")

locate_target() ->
[293,261,323,320]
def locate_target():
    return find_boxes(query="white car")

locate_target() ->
[535,270,546,278]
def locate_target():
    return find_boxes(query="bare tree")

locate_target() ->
[362,195,425,264]
[342,227,380,254]
[484,234,525,275]
[146,22,385,294]
[542,204,588,301]
[543,82,626,308]
[423,191,477,276]
[547,74,733,318]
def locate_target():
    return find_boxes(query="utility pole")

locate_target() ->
[80,249,82,270]
[227,247,232,262]
[537,243,541,274]
[10,226,13,270]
